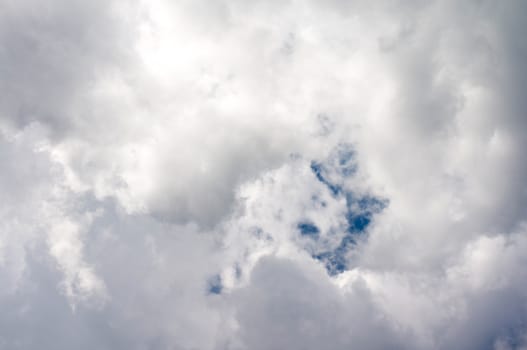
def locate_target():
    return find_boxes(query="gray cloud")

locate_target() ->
[0,0,138,138]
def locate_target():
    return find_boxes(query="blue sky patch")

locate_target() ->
[347,213,372,233]
[207,275,223,295]
[357,196,388,212]
[314,233,356,275]
[314,251,347,275]
[310,161,342,196]
[336,145,357,177]
[297,221,320,238]
[307,145,388,275]
[345,194,388,234]
[310,143,357,196]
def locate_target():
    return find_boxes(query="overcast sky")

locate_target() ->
[1,0,527,349]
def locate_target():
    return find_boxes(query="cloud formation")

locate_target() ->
[1,0,527,349]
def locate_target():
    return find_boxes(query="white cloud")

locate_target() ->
[1,0,527,349]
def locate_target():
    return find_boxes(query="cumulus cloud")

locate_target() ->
[1,0,527,349]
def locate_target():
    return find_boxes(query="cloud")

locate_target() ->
[229,256,404,350]
[1,0,527,349]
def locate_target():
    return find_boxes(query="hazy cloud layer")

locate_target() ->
[1,0,527,349]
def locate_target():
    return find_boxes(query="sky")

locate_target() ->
[1,0,527,349]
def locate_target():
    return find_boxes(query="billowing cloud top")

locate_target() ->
[1,0,527,349]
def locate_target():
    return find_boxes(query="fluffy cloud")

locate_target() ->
[1,0,527,349]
